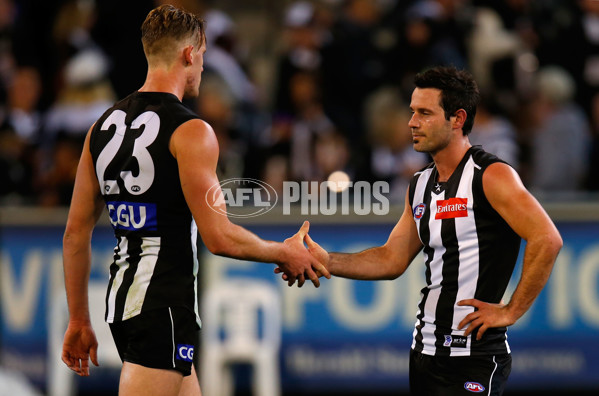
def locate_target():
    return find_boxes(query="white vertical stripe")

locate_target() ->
[412,167,434,238]
[169,307,176,368]
[487,355,498,395]
[411,326,418,350]
[190,219,202,328]
[423,189,446,355]
[427,189,446,287]
[419,287,441,355]
[411,167,433,351]
[106,237,129,323]
[122,236,161,320]
[451,155,479,356]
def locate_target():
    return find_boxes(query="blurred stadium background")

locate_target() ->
[1,0,599,395]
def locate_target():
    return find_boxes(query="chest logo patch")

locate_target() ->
[413,203,426,219]
[435,197,468,220]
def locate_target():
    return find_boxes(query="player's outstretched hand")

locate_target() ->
[275,224,331,287]
[62,320,99,376]
[277,221,331,288]
[457,299,516,340]
[304,233,330,276]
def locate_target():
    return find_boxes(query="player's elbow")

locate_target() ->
[379,245,409,280]
[63,225,84,247]
[547,230,563,258]
[532,228,563,262]
[383,264,407,280]
[203,235,230,256]
[202,225,238,257]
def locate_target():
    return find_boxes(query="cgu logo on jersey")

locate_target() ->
[435,197,468,220]
[107,201,157,231]
[464,382,485,393]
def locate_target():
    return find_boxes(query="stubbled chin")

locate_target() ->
[412,141,426,153]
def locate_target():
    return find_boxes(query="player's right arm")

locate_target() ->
[62,126,103,375]
[306,189,423,280]
[170,119,329,287]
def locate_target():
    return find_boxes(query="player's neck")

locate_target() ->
[139,67,185,101]
[432,137,471,182]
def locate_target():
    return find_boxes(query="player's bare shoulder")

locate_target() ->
[483,162,523,191]
[170,118,219,158]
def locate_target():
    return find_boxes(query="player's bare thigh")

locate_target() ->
[179,365,201,396]
[119,362,201,396]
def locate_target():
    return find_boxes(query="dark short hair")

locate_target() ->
[141,4,205,58]
[414,66,480,135]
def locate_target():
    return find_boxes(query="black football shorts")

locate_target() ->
[109,306,199,376]
[409,349,512,395]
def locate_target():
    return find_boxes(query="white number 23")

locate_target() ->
[95,110,160,195]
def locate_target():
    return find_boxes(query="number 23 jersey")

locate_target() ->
[89,91,201,326]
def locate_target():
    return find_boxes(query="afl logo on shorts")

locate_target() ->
[413,203,426,219]
[464,382,485,393]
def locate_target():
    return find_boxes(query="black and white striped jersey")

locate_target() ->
[89,91,201,326]
[408,146,521,356]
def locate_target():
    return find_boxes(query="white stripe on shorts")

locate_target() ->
[169,307,175,368]
[488,355,498,395]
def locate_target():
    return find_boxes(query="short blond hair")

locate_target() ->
[141,4,205,63]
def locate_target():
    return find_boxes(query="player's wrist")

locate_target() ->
[67,317,92,327]
[502,303,521,326]
[272,241,291,267]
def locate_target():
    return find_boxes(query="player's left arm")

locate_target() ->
[458,162,562,339]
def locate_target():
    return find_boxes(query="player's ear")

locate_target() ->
[183,45,194,66]
[452,109,467,130]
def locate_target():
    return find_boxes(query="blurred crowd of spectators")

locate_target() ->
[1,0,598,207]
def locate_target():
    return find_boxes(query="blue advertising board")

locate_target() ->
[202,222,599,393]
[1,217,599,393]
[0,224,118,392]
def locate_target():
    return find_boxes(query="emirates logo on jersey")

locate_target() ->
[435,197,468,220]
